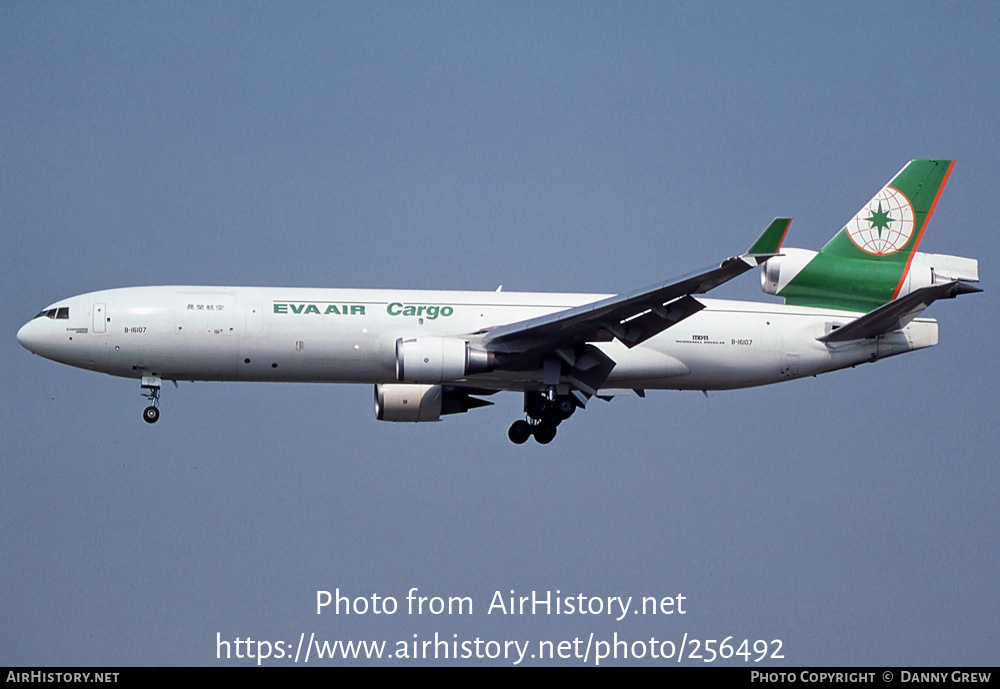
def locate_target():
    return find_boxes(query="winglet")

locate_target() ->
[746,217,792,258]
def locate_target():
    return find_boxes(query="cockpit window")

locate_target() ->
[33,307,68,320]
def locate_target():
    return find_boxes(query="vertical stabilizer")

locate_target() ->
[777,159,954,311]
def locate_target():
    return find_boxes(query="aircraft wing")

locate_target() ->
[482,218,791,356]
[817,280,982,343]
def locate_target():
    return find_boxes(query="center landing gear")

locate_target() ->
[141,376,161,424]
[507,390,578,444]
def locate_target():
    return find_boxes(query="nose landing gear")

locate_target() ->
[141,376,161,424]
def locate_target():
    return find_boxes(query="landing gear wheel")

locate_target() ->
[508,420,532,444]
[556,397,576,419]
[140,376,163,424]
[525,392,549,420]
[533,423,557,445]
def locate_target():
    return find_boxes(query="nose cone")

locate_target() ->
[17,320,40,353]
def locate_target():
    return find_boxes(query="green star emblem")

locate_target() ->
[865,201,895,239]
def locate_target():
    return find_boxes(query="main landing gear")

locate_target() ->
[141,376,161,424]
[507,390,578,445]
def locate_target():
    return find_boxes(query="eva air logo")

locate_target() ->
[845,186,915,255]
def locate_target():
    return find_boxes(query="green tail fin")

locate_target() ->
[778,159,954,311]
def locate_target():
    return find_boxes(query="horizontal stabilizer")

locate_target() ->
[818,280,981,343]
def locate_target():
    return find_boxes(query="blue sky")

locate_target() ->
[2,2,997,666]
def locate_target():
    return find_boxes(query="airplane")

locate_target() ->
[17,159,980,444]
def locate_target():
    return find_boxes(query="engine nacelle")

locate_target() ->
[760,248,818,295]
[395,337,495,383]
[899,252,979,297]
[763,248,980,308]
[374,384,494,422]
[763,247,910,311]
[374,384,444,422]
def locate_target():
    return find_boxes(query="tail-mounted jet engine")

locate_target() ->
[760,248,818,296]
[762,248,979,303]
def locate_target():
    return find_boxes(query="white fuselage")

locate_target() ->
[16,285,938,392]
